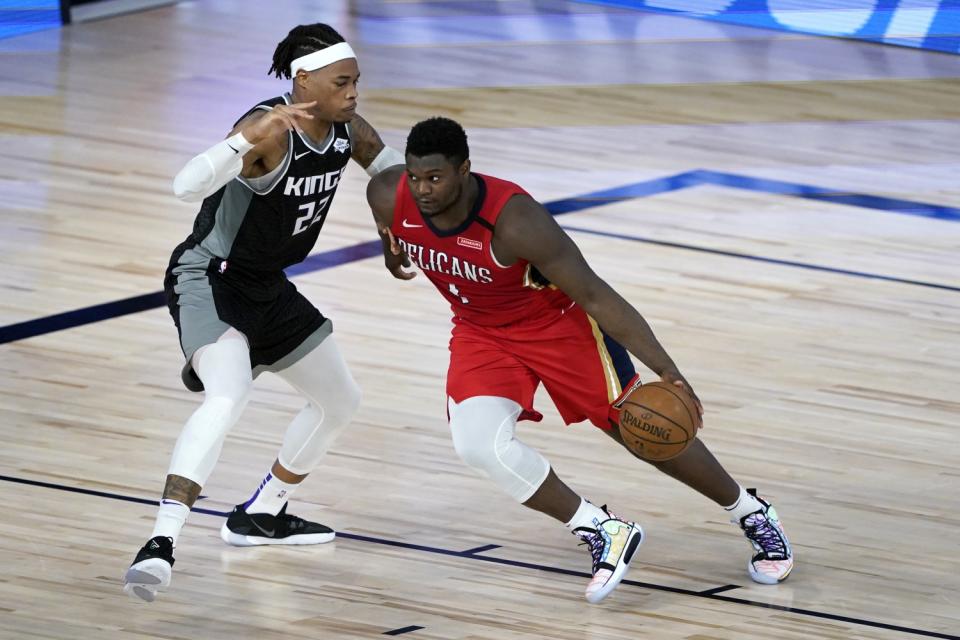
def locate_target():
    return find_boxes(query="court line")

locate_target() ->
[699,584,741,595]
[2,169,957,346]
[694,170,960,222]
[383,626,425,636]
[543,169,960,221]
[0,474,227,517]
[461,544,502,554]
[3,473,957,640]
[561,225,960,292]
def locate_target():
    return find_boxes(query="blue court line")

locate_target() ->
[0,292,167,345]
[2,472,957,640]
[285,241,382,277]
[561,225,960,293]
[544,170,704,215]
[694,170,960,222]
[0,474,227,518]
[2,169,958,346]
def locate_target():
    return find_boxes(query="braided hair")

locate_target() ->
[269,23,346,79]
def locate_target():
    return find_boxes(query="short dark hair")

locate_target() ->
[269,23,346,79]
[406,117,469,166]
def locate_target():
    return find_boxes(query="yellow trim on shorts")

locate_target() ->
[587,315,621,403]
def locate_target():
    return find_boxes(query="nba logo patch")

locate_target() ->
[333,138,349,153]
[457,237,482,251]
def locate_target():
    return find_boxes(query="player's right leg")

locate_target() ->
[123,328,252,602]
[447,396,642,603]
[221,334,361,547]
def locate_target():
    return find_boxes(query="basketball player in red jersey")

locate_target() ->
[366,117,793,603]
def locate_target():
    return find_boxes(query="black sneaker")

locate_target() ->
[219,503,335,546]
[123,536,175,602]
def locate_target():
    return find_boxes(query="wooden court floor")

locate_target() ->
[1,1,958,638]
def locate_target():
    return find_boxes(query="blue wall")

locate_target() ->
[0,1,61,40]
[577,1,960,55]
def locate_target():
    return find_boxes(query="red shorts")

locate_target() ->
[446,304,640,429]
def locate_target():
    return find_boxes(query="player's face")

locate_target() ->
[299,58,359,123]
[405,154,470,217]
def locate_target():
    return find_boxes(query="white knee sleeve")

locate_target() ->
[274,337,362,475]
[167,335,252,485]
[448,396,551,503]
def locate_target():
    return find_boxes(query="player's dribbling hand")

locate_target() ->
[385,251,416,280]
[242,101,317,142]
[660,368,704,423]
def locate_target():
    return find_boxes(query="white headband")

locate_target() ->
[290,42,357,77]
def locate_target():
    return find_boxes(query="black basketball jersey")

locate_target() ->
[176,93,352,296]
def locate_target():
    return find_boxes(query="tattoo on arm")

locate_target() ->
[162,474,202,506]
[350,114,386,168]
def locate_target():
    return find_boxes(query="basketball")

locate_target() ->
[618,381,701,462]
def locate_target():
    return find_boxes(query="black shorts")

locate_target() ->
[164,248,331,392]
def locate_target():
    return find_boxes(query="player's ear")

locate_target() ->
[294,70,309,91]
[458,158,471,177]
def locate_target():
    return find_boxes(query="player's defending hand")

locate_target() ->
[241,101,317,143]
[378,224,416,280]
[660,368,704,422]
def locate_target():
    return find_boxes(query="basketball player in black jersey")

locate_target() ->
[123,24,406,602]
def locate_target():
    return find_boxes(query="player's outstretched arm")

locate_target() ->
[349,114,405,177]
[495,194,702,415]
[367,167,415,280]
[172,101,317,202]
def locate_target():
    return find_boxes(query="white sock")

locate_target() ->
[243,472,301,515]
[724,486,763,523]
[565,498,609,531]
[151,499,189,545]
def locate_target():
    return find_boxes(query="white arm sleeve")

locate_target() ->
[365,145,405,177]
[172,132,255,202]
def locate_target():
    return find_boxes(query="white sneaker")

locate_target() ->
[736,489,794,584]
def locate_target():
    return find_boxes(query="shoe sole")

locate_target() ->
[220,523,335,546]
[123,559,171,602]
[748,559,793,584]
[585,524,644,604]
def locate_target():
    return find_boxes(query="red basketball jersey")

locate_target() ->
[391,173,573,327]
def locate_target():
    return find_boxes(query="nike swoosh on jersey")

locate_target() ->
[294,150,311,160]
[402,219,423,228]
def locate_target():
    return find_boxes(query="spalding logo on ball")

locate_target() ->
[618,381,701,462]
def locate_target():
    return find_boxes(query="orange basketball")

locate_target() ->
[618,381,701,462]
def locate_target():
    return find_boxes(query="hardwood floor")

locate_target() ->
[0,1,958,638]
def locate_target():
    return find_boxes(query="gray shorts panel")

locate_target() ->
[174,271,231,364]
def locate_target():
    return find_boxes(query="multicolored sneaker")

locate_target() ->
[736,489,793,584]
[220,503,335,546]
[572,506,644,603]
